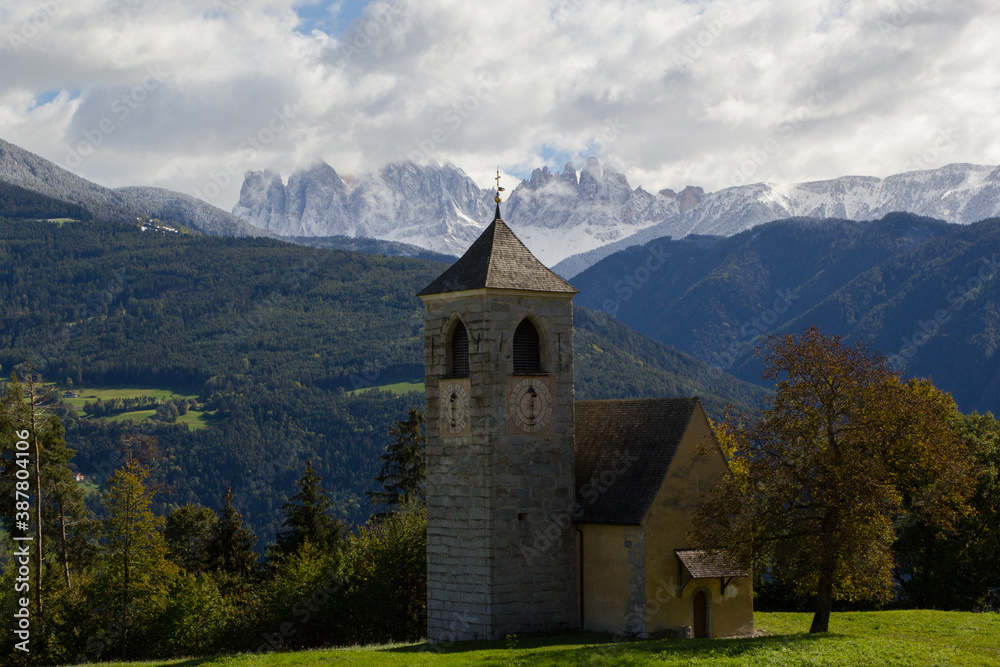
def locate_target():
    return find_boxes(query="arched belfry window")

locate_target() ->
[513,318,542,374]
[450,321,470,377]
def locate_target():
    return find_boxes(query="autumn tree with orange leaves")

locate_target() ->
[692,326,975,633]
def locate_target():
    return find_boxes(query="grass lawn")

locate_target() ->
[103,408,158,423]
[175,409,213,430]
[71,610,1000,666]
[348,380,425,396]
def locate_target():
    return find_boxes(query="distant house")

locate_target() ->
[74,472,86,482]
[64,390,80,398]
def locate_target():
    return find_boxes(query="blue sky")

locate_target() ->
[1,0,998,209]
[294,0,369,35]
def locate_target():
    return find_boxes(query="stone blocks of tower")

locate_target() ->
[422,290,577,642]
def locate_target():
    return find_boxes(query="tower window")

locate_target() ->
[450,321,470,377]
[513,318,542,374]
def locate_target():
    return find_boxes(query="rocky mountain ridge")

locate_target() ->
[234,157,1000,275]
[233,157,703,263]
[233,161,494,257]
[553,162,1000,277]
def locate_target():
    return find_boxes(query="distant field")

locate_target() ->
[348,380,424,396]
[73,610,1000,666]
[62,386,199,406]
[62,386,212,430]
[104,408,158,423]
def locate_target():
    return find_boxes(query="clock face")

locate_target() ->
[440,380,470,436]
[507,377,553,433]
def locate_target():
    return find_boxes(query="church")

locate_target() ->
[416,195,754,642]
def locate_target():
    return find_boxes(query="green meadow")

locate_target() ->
[347,380,425,396]
[61,386,213,430]
[72,610,1000,666]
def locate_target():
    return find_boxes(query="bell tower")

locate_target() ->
[417,192,578,641]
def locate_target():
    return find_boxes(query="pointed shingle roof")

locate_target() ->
[417,207,578,296]
[574,398,702,525]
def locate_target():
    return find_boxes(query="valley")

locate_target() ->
[0,215,762,543]
[4,2,999,662]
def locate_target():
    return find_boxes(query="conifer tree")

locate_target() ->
[274,460,342,557]
[366,408,426,517]
[164,504,217,574]
[208,486,258,576]
[0,368,65,630]
[22,368,53,622]
[99,458,177,660]
[39,417,93,590]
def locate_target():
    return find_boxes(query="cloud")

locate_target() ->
[1,0,998,209]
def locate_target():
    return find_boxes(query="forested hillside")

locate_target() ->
[0,181,93,221]
[573,213,1000,415]
[0,218,761,540]
[574,307,767,415]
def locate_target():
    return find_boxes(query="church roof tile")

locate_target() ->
[675,549,749,578]
[416,207,578,296]
[574,397,701,525]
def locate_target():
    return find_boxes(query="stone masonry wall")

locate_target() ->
[422,290,577,641]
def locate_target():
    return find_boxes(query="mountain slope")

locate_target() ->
[276,234,457,263]
[554,164,1000,277]
[0,136,265,237]
[0,217,761,539]
[574,307,768,418]
[572,213,1000,415]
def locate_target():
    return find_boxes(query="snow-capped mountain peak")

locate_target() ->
[551,163,1000,277]
[231,159,1000,274]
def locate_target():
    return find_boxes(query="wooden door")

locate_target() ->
[693,590,708,638]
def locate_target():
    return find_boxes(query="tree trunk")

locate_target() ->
[810,561,834,632]
[123,523,131,660]
[811,514,837,633]
[59,495,71,589]
[27,374,44,624]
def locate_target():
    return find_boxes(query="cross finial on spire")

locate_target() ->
[493,167,506,220]
[494,168,505,204]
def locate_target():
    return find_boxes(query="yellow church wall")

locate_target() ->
[577,524,632,634]
[641,406,755,638]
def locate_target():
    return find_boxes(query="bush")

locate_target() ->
[256,542,343,651]
[336,504,427,645]
[155,574,231,657]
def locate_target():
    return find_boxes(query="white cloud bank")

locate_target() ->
[1,0,998,209]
